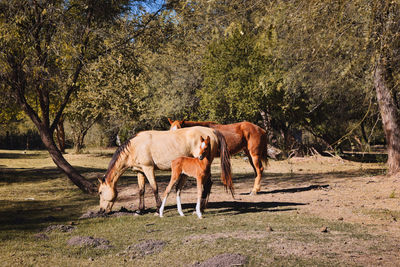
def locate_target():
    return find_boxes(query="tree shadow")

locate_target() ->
[0,152,48,159]
[239,184,330,195]
[232,168,385,190]
[161,200,306,216]
[0,195,97,236]
[340,152,387,163]
[0,166,115,184]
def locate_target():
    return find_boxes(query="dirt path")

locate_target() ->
[117,156,399,235]
[114,156,400,265]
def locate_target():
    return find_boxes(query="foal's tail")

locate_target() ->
[214,130,234,197]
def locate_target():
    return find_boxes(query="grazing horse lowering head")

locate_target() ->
[98,177,118,213]
[168,118,183,130]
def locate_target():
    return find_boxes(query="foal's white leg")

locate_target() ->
[195,197,202,219]
[159,195,168,217]
[176,175,187,216]
[195,179,203,219]
[176,189,185,217]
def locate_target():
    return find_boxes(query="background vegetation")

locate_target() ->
[1,0,400,190]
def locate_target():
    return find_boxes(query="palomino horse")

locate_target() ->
[98,126,232,213]
[168,119,268,195]
[159,136,220,219]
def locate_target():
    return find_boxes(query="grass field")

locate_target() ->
[1,149,399,266]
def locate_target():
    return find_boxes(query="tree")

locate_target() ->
[371,0,400,175]
[200,25,269,122]
[0,0,163,192]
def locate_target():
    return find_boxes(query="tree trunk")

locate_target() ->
[374,58,400,175]
[259,109,275,143]
[360,121,369,145]
[56,115,66,153]
[39,125,97,193]
[73,130,87,154]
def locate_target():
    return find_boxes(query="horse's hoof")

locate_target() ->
[154,212,159,216]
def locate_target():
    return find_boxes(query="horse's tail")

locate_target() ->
[214,130,234,197]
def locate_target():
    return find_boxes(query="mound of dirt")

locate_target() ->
[192,253,248,267]
[119,240,166,259]
[43,224,76,233]
[79,211,107,219]
[80,207,137,219]
[67,236,112,249]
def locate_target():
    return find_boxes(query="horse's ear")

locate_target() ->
[167,118,173,125]
[206,136,210,143]
[200,136,204,142]
[97,178,103,185]
[179,120,184,125]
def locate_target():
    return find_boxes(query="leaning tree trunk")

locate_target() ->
[56,115,66,153]
[34,122,97,193]
[374,58,400,176]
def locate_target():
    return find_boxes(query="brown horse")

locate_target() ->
[159,136,219,219]
[98,126,233,213]
[168,119,268,195]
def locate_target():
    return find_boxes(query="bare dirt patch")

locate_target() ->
[184,231,269,243]
[118,240,166,259]
[191,253,247,267]
[43,224,77,233]
[115,156,399,234]
[79,207,137,219]
[109,156,400,266]
[67,236,112,249]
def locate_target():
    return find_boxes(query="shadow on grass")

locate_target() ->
[0,166,115,184]
[231,167,385,190]
[0,152,48,160]
[240,184,330,195]
[0,195,98,236]
[161,200,306,216]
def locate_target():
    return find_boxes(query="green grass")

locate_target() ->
[0,149,395,266]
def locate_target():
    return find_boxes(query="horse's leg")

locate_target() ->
[200,172,212,212]
[137,171,146,214]
[195,176,203,219]
[244,148,257,177]
[142,166,162,213]
[176,174,187,216]
[160,169,181,217]
[249,152,264,195]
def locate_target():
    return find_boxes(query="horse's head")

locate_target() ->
[98,177,118,213]
[199,136,211,160]
[168,118,183,131]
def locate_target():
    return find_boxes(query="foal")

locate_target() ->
[159,136,213,219]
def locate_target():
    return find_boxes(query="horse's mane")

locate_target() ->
[103,134,136,182]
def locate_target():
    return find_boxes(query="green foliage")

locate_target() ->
[1,0,399,155]
[200,26,268,123]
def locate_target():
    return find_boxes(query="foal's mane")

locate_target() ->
[103,134,136,182]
